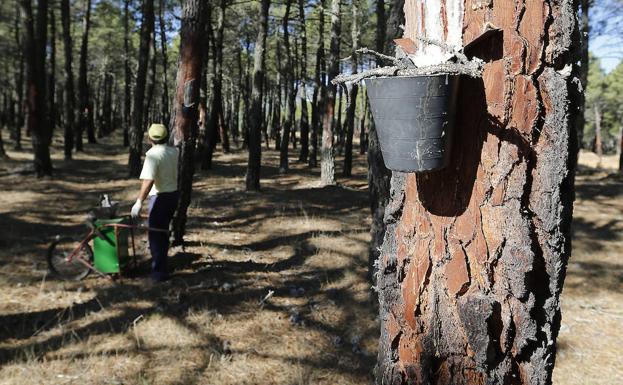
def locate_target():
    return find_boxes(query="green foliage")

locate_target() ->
[584,53,623,152]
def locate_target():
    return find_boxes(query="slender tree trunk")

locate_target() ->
[593,103,603,162]
[618,124,623,173]
[76,0,93,150]
[375,1,579,383]
[158,0,170,124]
[60,0,75,160]
[128,0,154,177]
[309,0,325,168]
[48,5,56,137]
[21,0,52,176]
[245,0,270,191]
[170,0,207,245]
[123,0,131,147]
[145,26,158,129]
[13,1,24,151]
[297,0,309,162]
[320,0,340,185]
[342,0,359,177]
[367,0,392,280]
[279,0,294,173]
[577,0,589,149]
[359,86,367,154]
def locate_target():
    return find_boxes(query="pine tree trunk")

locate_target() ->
[279,0,295,173]
[60,0,74,160]
[158,0,170,124]
[245,0,270,191]
[359,86,367,154]
[368,0,392,280]
[48,5,56,138]
[375,1,579,383]
[128,0,154,177]
[577,0,589,149]
[76,0,93,150]
[170,0,207,245]
[21,0,52,176]
[123,0,131,147]
[320,0,340,186]
[593,103,603,162]
[297,0,309,162]
[13,1,24,151]
[342,0,359,177]
[309,0,325,168]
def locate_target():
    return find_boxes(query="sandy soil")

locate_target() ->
[0,133,620,385]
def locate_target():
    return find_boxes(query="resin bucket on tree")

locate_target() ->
[365,74,460,172]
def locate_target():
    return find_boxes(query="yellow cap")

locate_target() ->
[148,123,168,141]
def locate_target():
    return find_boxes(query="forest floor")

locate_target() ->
[0,132,621,385]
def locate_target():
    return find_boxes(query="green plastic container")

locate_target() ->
[93,217,130,274]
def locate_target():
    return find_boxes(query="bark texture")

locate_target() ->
[128,0,155,177]
[60,0,75,160]
[170,0,207,245]
[245,0,270,191]
[375,0,579,384]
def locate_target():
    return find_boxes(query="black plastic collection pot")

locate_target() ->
[365,74,460,173]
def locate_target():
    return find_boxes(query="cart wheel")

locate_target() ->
[47,237,93,281]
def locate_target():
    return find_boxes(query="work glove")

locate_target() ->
[131,199,143,219]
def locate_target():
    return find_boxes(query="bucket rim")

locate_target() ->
[365,73,462,81]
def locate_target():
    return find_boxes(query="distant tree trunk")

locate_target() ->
[367,0,392,280]
[169,0,207,245]
[335,86,343,155]
[12,1,24,151]
[245,0,270,191]
[128,0,154,177]
[273,43,283,151]
[342,0,359,177]
[76,0,93,150]
[297,0,309,162]
[375,1,579,384]
[145,25,158,129]
[232,46,242,146]
[359,86,367,154]
[123,0,131,147]
[48,5,56,136]
[20,0,52,176]
[309,0,325,168]
[593,103,603,162]
[60,0,75,160]
[320,0,340,185]
[158,0,170,124]
[619,125,623,173]
[279,0,295,173]
[577,0,589,149]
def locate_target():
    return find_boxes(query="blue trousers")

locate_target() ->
[147,191,179,281]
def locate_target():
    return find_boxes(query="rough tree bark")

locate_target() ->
[245,0,270,191]
[77,0,94,148]
[367,0,393,280]
[320,0,340,186]
[375,0,579,384]
[158,0,170,124]
[128,0,154,177]
[309,0,325,168]
[20,0,52,176]
[279,0,295,173]
[12,1,24,151]
[297,0,309,162]
[342,0,359,177]
[60,0,74,160]
[123,0,131,147]
[169,0,207,245]
[48,5,56,136]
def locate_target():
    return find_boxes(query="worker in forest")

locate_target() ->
[130,123,179,282]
